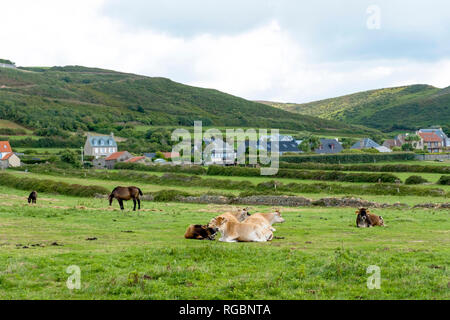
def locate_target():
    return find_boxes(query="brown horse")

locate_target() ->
[28,191,37,204]
[108,186,143,211]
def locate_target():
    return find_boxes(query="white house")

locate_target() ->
[84,133,118,159]
[203,138,236,165]
[0,141,21,169]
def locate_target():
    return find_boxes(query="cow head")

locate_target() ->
[208,216,228,232]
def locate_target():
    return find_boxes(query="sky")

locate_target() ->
[1,0,450,102]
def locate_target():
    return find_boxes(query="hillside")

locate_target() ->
[0,65,379,136]
[261,84,450,132]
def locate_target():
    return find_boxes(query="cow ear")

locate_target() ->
[355,210,359,214]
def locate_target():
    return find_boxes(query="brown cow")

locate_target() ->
[184,224,217,240]
[356,208,385,228]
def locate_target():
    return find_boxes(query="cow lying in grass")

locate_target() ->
[184,224,217,240]
[216,208,251,223]
[208,216,273,243]
[356,208,385,228]
[184,208,248,241]
[243,210,285,231]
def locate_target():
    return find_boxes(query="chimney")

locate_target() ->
[110,132,114,138]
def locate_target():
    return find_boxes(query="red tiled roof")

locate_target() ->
[124,156,145,163]
[105,151,127,161]
[418,132,442,142]
[0,141,12,153]
[162,152,180,159]
[1,152,14,160]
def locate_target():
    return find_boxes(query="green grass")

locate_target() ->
[0,186,448,299]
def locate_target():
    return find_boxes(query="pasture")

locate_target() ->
[0,183,448,300]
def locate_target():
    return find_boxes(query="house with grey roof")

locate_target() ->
[84,133,118,159]
[315,139,343,154]
[239,140,301,156]
[351,138,380,150]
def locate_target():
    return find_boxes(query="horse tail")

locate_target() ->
[138,188,143,196]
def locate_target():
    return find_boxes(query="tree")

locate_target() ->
[60,149,81,167]
[299,136,321,153]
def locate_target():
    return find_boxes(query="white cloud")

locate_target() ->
[0,0,449,103]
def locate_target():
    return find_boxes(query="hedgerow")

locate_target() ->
[280,152,415,164]
[279,162,450,174]
[206,165,400,183]
[0,173,108,197]
[115,162,206,175]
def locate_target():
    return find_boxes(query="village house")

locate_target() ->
[315,139,343,154]
[417,132,443,153]
[351,138,381,150]
[93,151,132,169]
[84,133,118,159]
[418,128,449,150]
[124,156,148,165]
[203,138,236,165]
[383,134,407,149]
[0,141,21,169]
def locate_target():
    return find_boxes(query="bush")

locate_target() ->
[438,175,450,185]
[405,175,428,185]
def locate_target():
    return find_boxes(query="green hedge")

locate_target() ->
[438,175,450,185]
[405,175,429,185]
[280,162,450,174]
[115,162,206,175]
[206,165,400,183]
[281,152,415,164]
[0,173,109,197]
[254,180,446,197]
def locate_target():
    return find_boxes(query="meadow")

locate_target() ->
[0,161,449,300]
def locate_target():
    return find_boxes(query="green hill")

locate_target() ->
[0,65,379,136]
[261,84,450,132]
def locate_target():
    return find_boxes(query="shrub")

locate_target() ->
[405,175,428,185]
[438,175,450,185]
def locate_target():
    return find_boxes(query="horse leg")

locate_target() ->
[133,199,137,211]
[137,198,141,210]
[118,199,124,210]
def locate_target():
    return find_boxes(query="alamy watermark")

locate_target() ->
[366,265,381,289]
[66,265,81,290]
[170,121,280,175]
[366,5,381,30]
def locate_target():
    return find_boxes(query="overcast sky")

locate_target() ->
[2,0,450,102]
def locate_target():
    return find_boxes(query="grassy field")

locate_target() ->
[0,185,448,300]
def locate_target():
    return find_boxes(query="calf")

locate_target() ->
[356,208,384,228]
[28,191,37,204]
[184,224,217,240]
